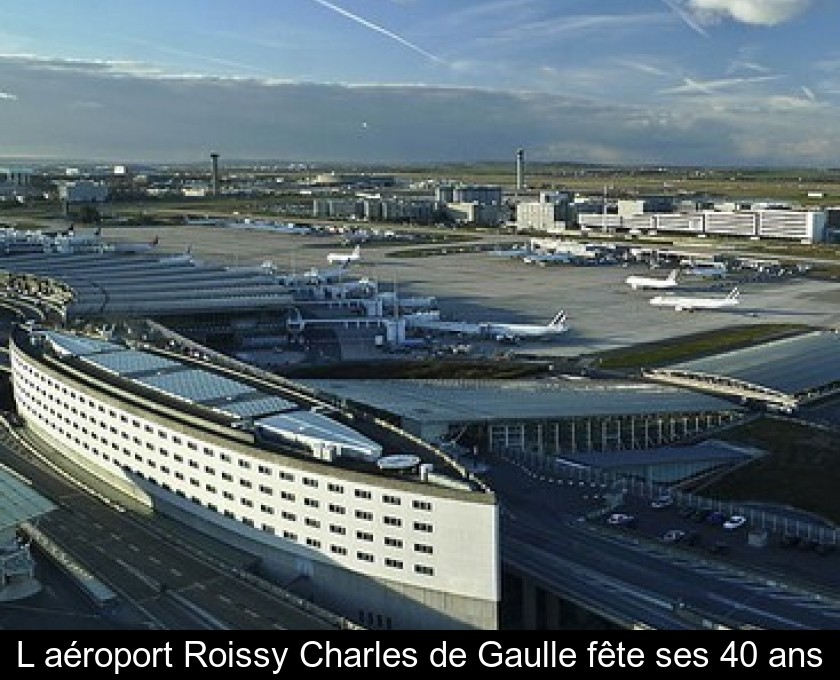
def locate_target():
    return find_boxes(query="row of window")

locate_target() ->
[16,360,441,577]
[20,367,436,513]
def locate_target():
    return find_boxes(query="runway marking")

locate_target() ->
[148,556,161,565]
[218,594,232,604]
[169,567,182,577]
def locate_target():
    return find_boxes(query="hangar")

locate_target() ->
[301,378,746,457]
[644,330,840,412]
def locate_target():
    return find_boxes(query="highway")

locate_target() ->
[487,457,840,630]
[0,424,349,631]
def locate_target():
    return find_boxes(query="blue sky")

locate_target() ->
[0,0,837,166]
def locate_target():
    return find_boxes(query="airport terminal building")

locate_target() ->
[9,325,499,630]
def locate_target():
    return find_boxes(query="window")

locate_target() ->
[384,558,403,569]
[279,471,294,481]
[357,552,374,563]
[241,498,253,508]
[222,472,233,482]
[354,489,371,500]
[283,531,297,540]
[327,483,344,493]
[303,477,318,488]
[330,545,347,556]
[328,504,345,515]
[330,525,346,535]
[305,518,320,528]
[306,538,321,548]
[260,505,274,514]
[413,500,432,511]
[355,510,373,521]
[414,543,433,555]
[259,485,273,495]
[258,465,271,475]
[414,522,433,533]
[384,537,403,548]
[356,531,373,542]
[240,479,252,489]
[238,459,251,469]
[281,491,295,501]
[304,498,319,508]
[415,565,434,576]
[281,511,296,521]
[383,495,401,506]
[383,516,402,527]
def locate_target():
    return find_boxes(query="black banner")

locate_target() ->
[3,630,835,677]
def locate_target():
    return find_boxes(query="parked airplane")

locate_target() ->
[408,310,569,342]
[625,269,679,291]
[326,244,361,266]
[682,260,727,278]
[482,311,569,342]
[111,235,160,254]
[522,251,572,266]
[649,288,740,312]
[488,244,532,259]
[158,245,196,265]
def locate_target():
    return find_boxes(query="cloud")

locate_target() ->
[0,54,838,167]
[685,0,811,26]
[660,74,783,95]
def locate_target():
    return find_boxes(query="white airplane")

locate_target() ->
[649,288,740,312]
[111,235,160,254]
[158,245,196,265]
[408,310,569,342]
[625,269,679,291]
[522,251,571,266]
[682,260,727,278]
[326,244,361,266]
[482,311,569,342]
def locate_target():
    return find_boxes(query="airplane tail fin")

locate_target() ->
[549,310,567,328]
[727,287,740,300]
[667,269,678,282]
[352,244,361,258]
[93,226,102,237]
[151,236,160,247]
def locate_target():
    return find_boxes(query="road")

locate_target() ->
[485,456,840,630]
[0,424,347,631]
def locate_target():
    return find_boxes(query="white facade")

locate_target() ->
[9,329,499,630]
[580,209,826,243]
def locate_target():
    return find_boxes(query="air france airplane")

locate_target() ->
[625,269,679,291]
[326,244,361,266]
[649,288,740,312]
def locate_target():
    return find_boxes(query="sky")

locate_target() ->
[0,0,838,167]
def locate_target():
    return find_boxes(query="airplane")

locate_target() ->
[111,235,160,254]
[158,245,196,265]
[326,244,361,266]
[522,251,571,266]
[488,244,532,259]
[408,310,569,342]
[649,288,740,312]
[682,260,727,278]
[482,311,569,342]
[625,269,679,291]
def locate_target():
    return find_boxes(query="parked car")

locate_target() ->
[651,494,674,510]
[723,514,747,530]
[662,529,685,543]
[607,513,636,527]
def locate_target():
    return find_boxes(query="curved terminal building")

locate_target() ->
[9,323,499,630]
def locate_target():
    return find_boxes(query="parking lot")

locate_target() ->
[602,494,840,595]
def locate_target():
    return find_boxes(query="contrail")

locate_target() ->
[662,0,709,37]
[311,0,444,64]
